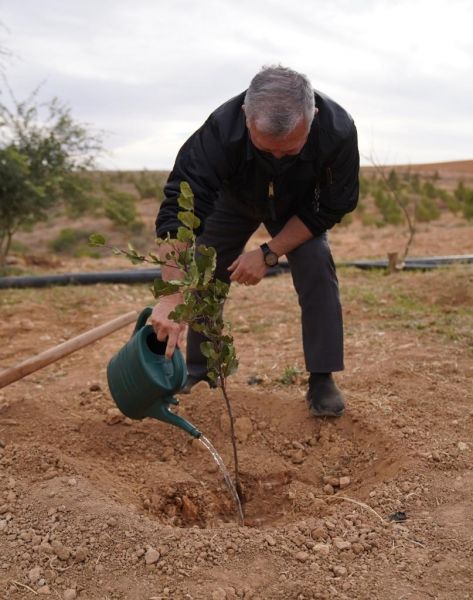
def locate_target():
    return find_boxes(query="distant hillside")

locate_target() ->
[361,160,473,189]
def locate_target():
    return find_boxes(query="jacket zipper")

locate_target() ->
[268,180,276,220]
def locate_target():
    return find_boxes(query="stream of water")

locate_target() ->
[199,435,244,525]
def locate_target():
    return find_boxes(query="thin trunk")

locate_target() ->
[218,368,243,501]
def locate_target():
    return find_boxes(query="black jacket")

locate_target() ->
[156,90,359,238]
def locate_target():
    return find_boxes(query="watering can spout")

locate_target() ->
[144,397,202,438]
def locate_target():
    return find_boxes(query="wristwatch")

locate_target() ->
[260,242,279,267]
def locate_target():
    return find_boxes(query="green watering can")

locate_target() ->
[107,307,201,438]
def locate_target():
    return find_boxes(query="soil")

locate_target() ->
[1,163,473,599]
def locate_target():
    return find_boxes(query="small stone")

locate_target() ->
[264,534,276,546]
[339,476,351,489]
[0,504,10,515]
[212,589,227,600]
[74,547,88,562]
[323,476,340,488]
[295,551,309,562]
[323,484,335,495]
[38,586,51,595]
[28,566,41,583]
[144,547,160,565]
[352,543,364,555]
[89,383,101,392]
[105,408,124,425]
[310,527,326,541]
[67,478,77,486]
[431,451,441,462]
[332,566,347,577]
[234,417,253,443]
[313,543,331,555]
[333,538,351,551]
[64,590,77,600]
[0,439,5,448]
[51,541,71,561]
[291,449,305,464]
[457,442,468,452]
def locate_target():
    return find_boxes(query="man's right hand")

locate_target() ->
[150,294,186,359]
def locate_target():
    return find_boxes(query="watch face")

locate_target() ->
[265,252,278,267]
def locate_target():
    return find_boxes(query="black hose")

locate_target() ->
[0,255,471,289]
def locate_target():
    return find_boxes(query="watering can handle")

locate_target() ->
[132,306,154,336]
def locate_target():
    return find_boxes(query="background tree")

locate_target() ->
[0,87,102,266]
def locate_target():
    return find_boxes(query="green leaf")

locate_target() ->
[176,226,194,243]
[178,210,201,230]
[178,182,194,210]
[200,341,217,359]
[197,244,216,258]
[89,233,106,246]
[153,278,180,297]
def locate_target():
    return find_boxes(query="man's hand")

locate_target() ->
[150,294,186,359]
[228,248,268,285]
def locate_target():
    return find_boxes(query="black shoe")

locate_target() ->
[307,373,345,417]
[179,374,218,395]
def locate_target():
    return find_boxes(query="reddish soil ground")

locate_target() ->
[1,162,473,599]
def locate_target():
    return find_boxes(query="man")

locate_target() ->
[153,65,359,417]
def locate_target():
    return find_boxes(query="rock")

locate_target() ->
[89,383,101,392]
[74,547,88,562]
[295,551,309,562]
[212,589,227,600]
[234,417,253,443]
[333,538,351,551]
[264,534,276,546]
[144,547,160,565]
[310,527,326,541]
[182,495,199,521]
[313,543,331,555]
[51,541,71,561]
[105,408,124,425]
[352,542,364,555]
[339,476,351,489]
[332,566,347,577]
[67,478,77,486]
[323,476,339,488]
[38,586,51,595]
[0,439,5,448]
[323,484,335,495]
[458,442,468,452]
[0,504,11,515]
[28,566,41,583]
[431,451,441,462]
[64,590,77,600]
[291,449,305,464]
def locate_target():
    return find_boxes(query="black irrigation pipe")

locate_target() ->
[0,255,472,289]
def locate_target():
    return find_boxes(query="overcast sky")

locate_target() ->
[1,0,472,169]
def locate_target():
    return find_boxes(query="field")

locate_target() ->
[1,162,473,599]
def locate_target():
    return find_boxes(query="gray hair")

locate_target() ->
[244,65,315,137]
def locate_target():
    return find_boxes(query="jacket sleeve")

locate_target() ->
[296,123,359,236]
[156,115,229,238]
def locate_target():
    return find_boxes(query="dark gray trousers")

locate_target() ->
[186,202,344,376]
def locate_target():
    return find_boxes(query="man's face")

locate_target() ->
[245,112,315,159]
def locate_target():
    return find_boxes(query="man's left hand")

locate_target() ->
[228,249,268,285]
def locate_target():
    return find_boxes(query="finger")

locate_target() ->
[227,259,238,272]
[178,324,187,347]
[155,327,168,342]
[165,331,179,359]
